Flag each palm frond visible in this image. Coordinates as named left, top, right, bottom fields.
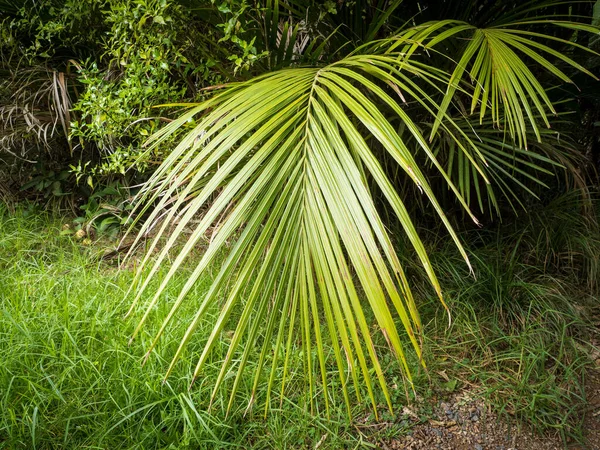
left=126, top=18, right=597, bottom=417
left=429, top=114, right=587, bottom=215
left=125, top=40, right=477, bottom=417
left=423, top=21, right=599, bottom=148
left=0, top=65, right=73, bottom=162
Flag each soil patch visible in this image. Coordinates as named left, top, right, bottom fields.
left=381, top=391, right=564, bottom=450
left=379, top=368, right=600, bottom=450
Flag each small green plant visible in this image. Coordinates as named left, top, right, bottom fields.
left=68, top=184, right=134, bottom=240
left=20, top=165, right=72, bottom=200
left=69, top=0, right=194, bottom=177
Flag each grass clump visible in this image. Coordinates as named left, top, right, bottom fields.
left=0, top=204, right=371, bottom=449
left=416, top=192, right=600, bottom=443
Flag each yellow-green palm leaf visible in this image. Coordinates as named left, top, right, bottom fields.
left=124, top=19, right=598, bottom=417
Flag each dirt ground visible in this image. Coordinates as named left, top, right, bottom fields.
left=377, top=368, right=600, bottom=450
left=573, top=368, right=600, bottom=450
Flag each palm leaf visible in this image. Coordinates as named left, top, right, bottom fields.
left=125, top=36, right=477, bottom=417
left=428, top=114, right=585, bottom=215
left=125, top=18, right=597, bottom=417
left=424, top=20, right=599, bottom=148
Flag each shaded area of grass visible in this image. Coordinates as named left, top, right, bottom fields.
left=413, top=192, right=600, bottom=443
left=0, top=193, right=598, bottom=448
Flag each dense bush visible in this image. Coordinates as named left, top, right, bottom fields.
left=3, top=0, right=597, bottom=203
left=0, top=0, right=261, bottom=196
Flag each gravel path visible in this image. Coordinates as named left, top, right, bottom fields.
left=381, top=392, right=564, bottom=450
left=376, top=366, right=600, bottom=450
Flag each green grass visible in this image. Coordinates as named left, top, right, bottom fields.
left=0, top=194, right=598, bottom=448
left=412, top=192, right=600, bottom=443
left=0, top=204, right=376, bottom=449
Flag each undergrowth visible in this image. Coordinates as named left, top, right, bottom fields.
left=0, top=204, right=369, bottom=449
left=0, top=192, right=598, bottom=448
left=414, top=191, right=600, bottom=444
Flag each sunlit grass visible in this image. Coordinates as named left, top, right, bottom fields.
left=0, top=195, right=597, bottom=448
left=0, top=204, right=370, bottom=449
